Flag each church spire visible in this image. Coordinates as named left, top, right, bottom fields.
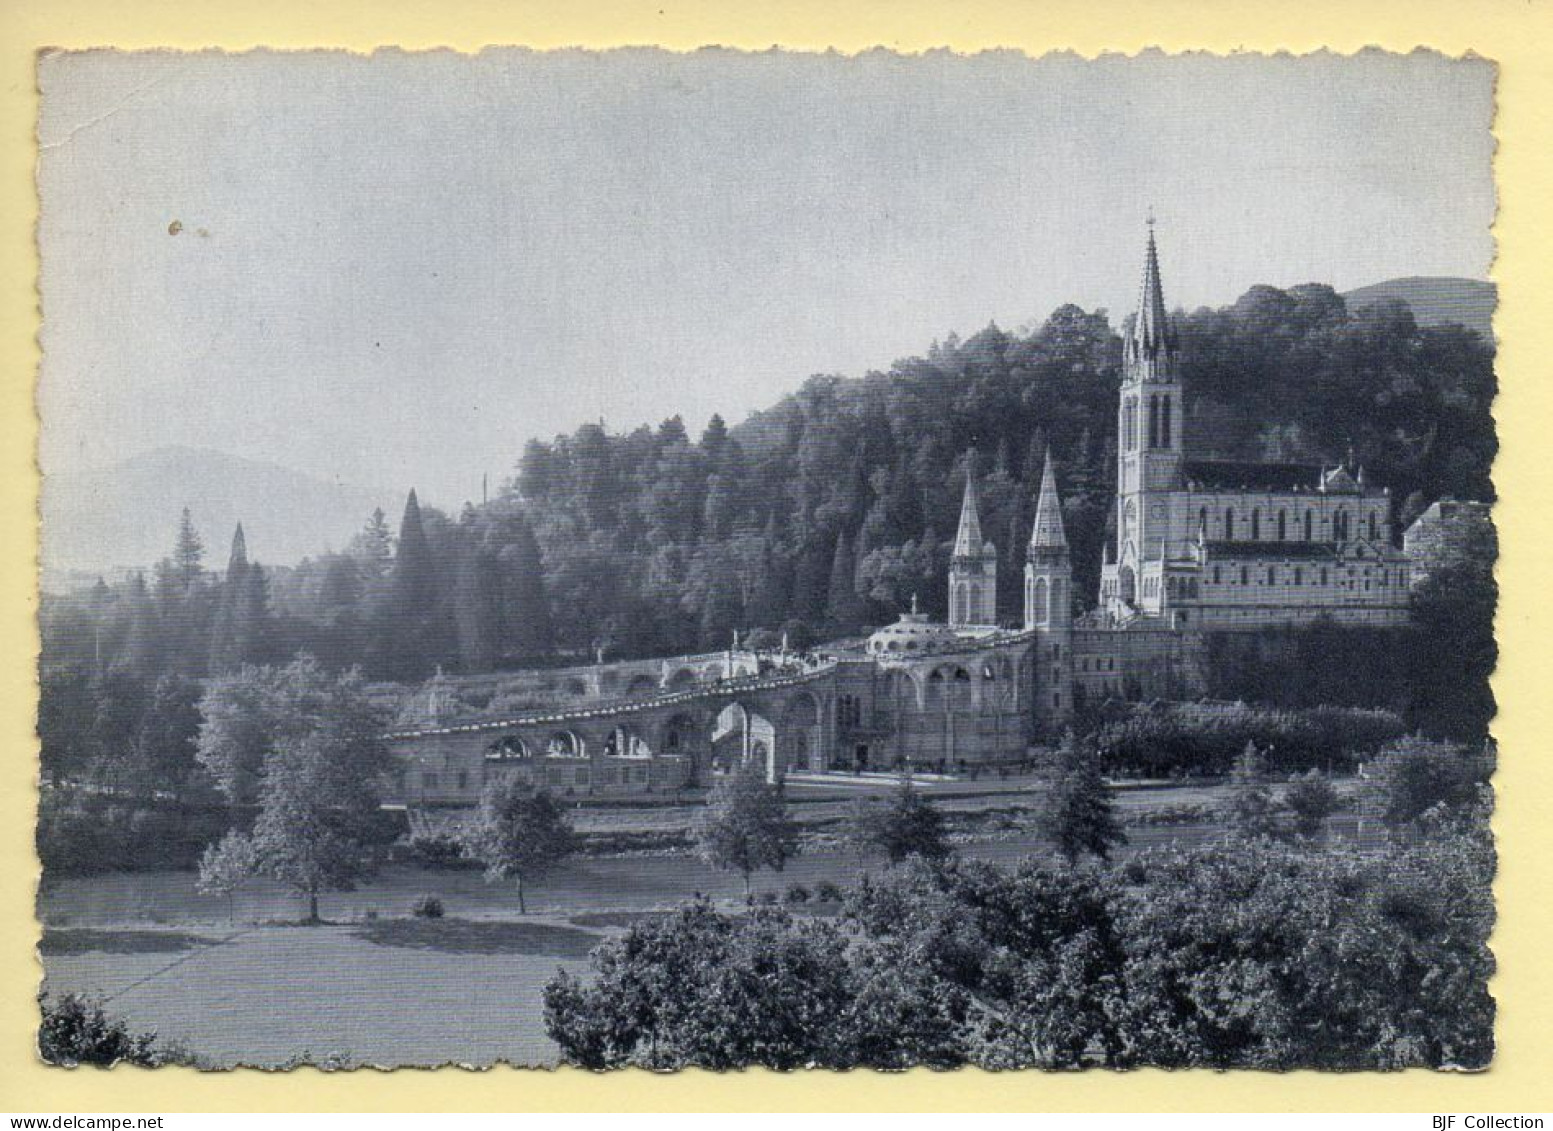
left=953, top=453, right=986, bottom=559
left=1028, top=448, right=1068, bottom=554
left=1129, top=217, right=1174, bottom=362
left=227, top=523, right=248, bottom=572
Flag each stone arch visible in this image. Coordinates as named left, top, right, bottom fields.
left=949, top=666, right=974, bottom=711
left=926, top=668, right=947, bottom=710
left=711, top=702, right=776, bottom=779
left=545, top=730, right=584, bottom=757
left=667, top=667, right=698, bottom=690
left=780, top=691, right=824, bottom=774
left=603, top=724, right=652, bottom=759
left=485, top=734, right=531, bottom=761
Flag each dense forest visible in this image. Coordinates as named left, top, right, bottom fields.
left=38, top=283, right=1496, bottom=768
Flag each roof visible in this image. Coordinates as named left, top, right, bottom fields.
left=952, top=460, right=994, bottom=559
left=1127, top=225, right=1175, bottom=360
left=1028, top=448, right=1068, bottom=553
left=1183, top=460, right=1325, bottom=494
left=1204, top=540, right=1341, bottom=560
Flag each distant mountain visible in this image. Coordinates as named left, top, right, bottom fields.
left=41, top=446, right=389, bottom=583
left=1342, top=276, right=1495, bottom=341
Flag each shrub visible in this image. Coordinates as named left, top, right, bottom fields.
left=38, top=993, right=164, bottom=1067
left=1092, top=702, right=1407, bottom=778
left=784, top=883, right=811, bottom=904
left=403, top=833, right=471, bottom=869
left=812, top=880, right=843, bottom=903
left=751, top=890, right=780, bottom=907
left=411, top=895, right=445, bottom=919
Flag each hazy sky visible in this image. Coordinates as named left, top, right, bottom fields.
left=38, top=48, right=1495, bottom=510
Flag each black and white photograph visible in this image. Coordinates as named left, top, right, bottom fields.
left=33, top=47, right=1498, bottom=1071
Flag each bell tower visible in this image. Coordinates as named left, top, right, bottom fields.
left=1025, top=448, right=1073, bottom=726
left=948, top=453, right=998, bottom=627
left=1114, top=217, right=1183, bottom=604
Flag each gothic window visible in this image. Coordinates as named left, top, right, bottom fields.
left=1368, top=513, right=1379, bottom=541
left=1278, top=510, right=1287, bottom=540
left=1266, top=566, right=1275, bottom=585
left=1147, top=397, right=1159, bottom=448
left=1224, top=507, right=1235, bottom=539
left=1198, top=506, right=1208, bottom=534
left=1294, top=567, right=1303, bottom=585
left=1213, top=565, right=1222, bottom=584
left=1124, top=401, right=1137, bottom=451
left=1240, top=566, right=1249, bottom=585
left=1321, top=567, right=1329, bottom=585
left=1335, top=509, right=1350, bottom=541
left=1033, top=577, right=1049, bottom=625
left=1304, top=510, right=1314, bottom=540
left=1252, top=509, right=1261, bottom=540
left=968, top=584, right=981, bottom=620
left=1161, top=397, right=1172, bottom=447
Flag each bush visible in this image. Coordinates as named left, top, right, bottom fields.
left=36, top=788, right=235, bottom=878
left=402, top=833, right=472, bottom=869
left=1092, top=702, right=1407, bottom=778
left=411, top=895, right=445, bottom=919
left=38, top=992, right=165, bottom=1067
left=783, top=883, right=811, bottom=904
left=751, top=890, right=780, bottom=907
left=812, top=880, right=842, bottom=903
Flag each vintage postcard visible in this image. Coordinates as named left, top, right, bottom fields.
left=33, top=47, right=1497, bottom=1072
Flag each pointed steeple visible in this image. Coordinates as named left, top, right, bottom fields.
left=1028, top=448, right=1069, bottom=554
left=953, top=454, right=986, bottom=559
left=227, top=523, right=248, bottom=572
left=1129, top=217, right=1174, bottom=362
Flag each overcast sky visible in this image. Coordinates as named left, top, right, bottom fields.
left=38, top=48, right=1495, bottom=509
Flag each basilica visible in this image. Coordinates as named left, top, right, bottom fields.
left=385, top=224, right=1418, bottom=804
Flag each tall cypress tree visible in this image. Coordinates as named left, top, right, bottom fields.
left=208, top=525, right=249, bottom=674
left=825, top=529, right=867, bottom=635
left=499, top=510, right=553, bottom=662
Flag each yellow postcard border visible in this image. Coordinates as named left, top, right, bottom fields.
left=2, top=0, right=1550, bottom=1113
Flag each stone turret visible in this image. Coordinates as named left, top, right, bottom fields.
left=1024, top=448, right=1074, bottom=729
left=948, top=453, right=998, bottom=627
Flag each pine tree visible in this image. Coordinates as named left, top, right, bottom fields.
left=208, top=525, right=250, bottom=674
left=700, top=413, right=729, bottom=462
left=173, top=507, right=204, bottom=589
left=825, top=529, right=867, bottom=634
left=119, top=572, right=160, bottom=677
left=1038, top=734, right=1127, bottom=864
left=350, top=508, right=395, bottom=580
left=499, top=511, right=552, bottom=661
left=1227, top=741, right=1284, bottom=840
left=374, top=488, right=448, bottom=681
left=453, top=539, right=503, bottom=671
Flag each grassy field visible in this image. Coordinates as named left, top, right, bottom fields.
left=34, top=776, right=1363, bottom=1067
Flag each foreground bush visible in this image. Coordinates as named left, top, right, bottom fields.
left=544, top=824, right=1493, bottom=1071
left=38, top=993, right=173, bottom=1067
